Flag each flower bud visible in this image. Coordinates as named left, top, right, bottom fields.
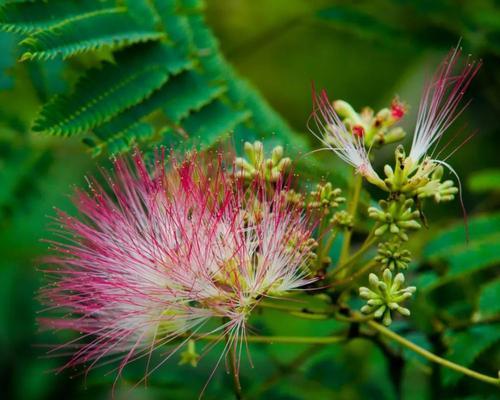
left=369, top=197, right=421, bottom=241
left=375, top=240, right=411, bottom=270
left=359, top=268, right=415, bottom=326
left=236, top=141, right=292, bottom=182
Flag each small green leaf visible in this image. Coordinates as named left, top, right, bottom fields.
left=478, top=279, right=500, bottom=319
left=468, top=169, right=500, bottom=193
left=443, top=325, right=500, bottom=386
left=0, top=0, right=112, bottom=34
left=33, top=44, right=192, bottom=136
left=19, top=9, right=164, bottom=61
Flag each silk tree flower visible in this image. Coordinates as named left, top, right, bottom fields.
left=39, top=150, right=316, bottom=385
left=408, top=46, right=481, bottom=171
left=310, top=88, right=388, bottom=190
left=382, top=47, right=481, bottom=203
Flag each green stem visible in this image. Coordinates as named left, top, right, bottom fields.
left=196, top=333, right=345, bottom=345
left=229, top=344, right=243, bottom=399
left=331, top=260, right=377, bottom=287
left=367, top=320, right=500, bottom=387
left=315, top=212, right=329, bottom=270
left=338, top=173, right=363, bottom=267
left=259, top=301, right=331, bottom=316
left=321, top=231, right=337, bottom=261
left=328, top=230, right=377, bottom=279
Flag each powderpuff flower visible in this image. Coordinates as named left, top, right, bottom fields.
left=409, top=46, right=481, bottom=168
left=39, top=150, right=316, bottom=387
left=310, top=88, right=387, bottom=189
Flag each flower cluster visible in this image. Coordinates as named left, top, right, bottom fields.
left=40, top=150, right=315, bottom=380
left=235, top=140, right=291, bottom=182
left=333, top=97, right=407, bottom=147
left=310, top=46, right=480, bottom=325
left=359, top=269, right=416, bottom=326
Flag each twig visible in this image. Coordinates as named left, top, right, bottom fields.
left=366, top=319, right=500, bottom=386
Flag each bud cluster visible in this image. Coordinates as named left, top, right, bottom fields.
left=375, top=240, right=411, bottom=271
left=333, top=98, right=407, bottom=147
left=235, top=141, right=291, bottom=182
left=368, top=196, right=421, bottom=241
left=359, top=269, right=416, bottom=326
left=383, top=145, right=458, bottom=203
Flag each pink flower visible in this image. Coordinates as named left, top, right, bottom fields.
left=39, top=149, right=315, bottom=386
left=310, top=87, right=386, bottom=189
left=409, top=46, right=481, bottom=165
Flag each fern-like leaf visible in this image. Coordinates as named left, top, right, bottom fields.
left=443, top=325, right=500, bottom=385
left=0, top=0, right=112, bottom=34
left=19, top=9, right=164, bottom=61
left=90, top=71, right=226, bottom=154
left=34, top=44, right=193, bottom=136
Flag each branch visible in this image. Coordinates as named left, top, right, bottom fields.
left=366, top=320, right=500, bottom=387
left=195, top=333, right=346, bottom=345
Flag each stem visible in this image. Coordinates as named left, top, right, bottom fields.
left=259, top=301, right=332, bottom=316
left=321, top=231, right=337, bottom=261
left=195, top=333, right=345, bottom=345
left=328, top=231, right=377, bottom=279
left=229, top=345, right=243, bottom=400
left=330, top=260, right=377, bottom=287
left=338, top=173, right=363, bottom=267
left=315, top=212, right=329, bottom=270
left=367, top=320, right=500, bottom=387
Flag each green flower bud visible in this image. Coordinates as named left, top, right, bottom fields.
left=281, top=189, right=304, bottom=207
left=416, top=166, right=458, bottom=203
left=179, top=340, right=200, bottom=367
left=331, top=210, right=353, bottom=230
left=383, top=127, right=406, bottom=144
left=236, top=141, right=291, bottom=182
left=308, top=183, right=345, bottom=211
left=375, top=240, right=411, bottom=270
left=359, top=269, right=416, bottom=326
left=333, top=100, right=360, bottom=122
left=330, top=98, right=406, bottom=148
left=368, top=197, right=421, bottom=241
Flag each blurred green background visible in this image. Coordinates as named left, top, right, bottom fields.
left=0, top=0, right=499, bottom=399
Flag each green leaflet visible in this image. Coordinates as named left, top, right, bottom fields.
left=89, top=71, right=226, bottom=154
left=468, top=169, right=500, bottom=193
left=420, top=214, right=500, bottom=289
left=478, top=279, right=500, bottom=319
left=161, top=71, right=227, bottom=122
left=419, top=213, right=500, bottom=289
left=443, top=325, right=500, bottom=386
left=0, top=30, right=16, bottom=89
left=2, top=0, right=306, bottom=156
left=33, top=44, right=192, bottom=136
left=0, top=0, right=113, bottom=34
left=161, top=101, right=251, bottom=152
left=103, top=122, right=156, bottom=156
left=19, top=10, right=164, bottom=61
left=179, top=100, right=252, bottom=143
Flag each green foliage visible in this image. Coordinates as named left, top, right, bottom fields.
left=478, top=279, right=500, bottom=319
left=1, top=0, right=305, bottom=155
left=0, top=0, right=114, bottom=34
left=19, top=10, right=165, bottom=61
left=0, top=136, right=53, bottom=224
left=0, top=30, right=16, bottom=89
left=468, top=169, right=500, bottom=193
left=33, top=44, right=192, bottom=136
left=419, top=213, right=500, bottom=289
left=443, top=325, right=500, bottom=386
left=316, top=0, right=500, bottom=56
